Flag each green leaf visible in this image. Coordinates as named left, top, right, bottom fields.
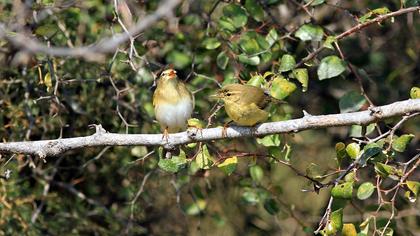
left=247, top=74, right=265, bottom=87
left=244, top=0, right=264, bottom=22
left=35, top=24, right=58, bottom=37
left=324, top=208, right=343, bottom=234
left=410, top=87, right=420, bottom=98
left=294, top=24, right=324, bottom=42
left=223, top=4, right=248, bottom=28
left=291, top=68, right=308, bottom=92
left=344, top=172, right=355, bottom=183
left=158, top=150, right=187, bottom=173
left=239, top=34, right=260, bottom=54
left=263, top=198, right=280, bottom=215
left=359, top=7, right=391, bottom=23
left=255, top=34, right=270, bottom=50
left=242, top=190, right=259, bottom=204
left=349, top=124, right=375, bottom=138
left=345, top=143, right=360, bottom=159
left=279, top=54, right=296, bottom=72
left=187, top=118, right=205, bottom=129
left=184, top=199, right=206, bottom=215
left=358, top=144, right=382, bottom=166
left=188, top=161, right=200, bottom=175
left=266, top=28, right=278, bottom=46
left=167, top=50, right=191, bottom=69
left=405, top=181, right=419, bottom=202
left=342, top=223, right=357, bottom=236
left=359, top=216, right=372, bottom=235
left=238, top=54, right=260, bottom=65
left=357, top=182, right=375, bottom=200
left=196, top=145, right=213, bottom=169
left=256, top=134, right=281, bottom=147
left=335, top=142, right=347, bottom=165
left=323, top=36, right=337, bottom=49
left=203, top=38, right=221, bottom=50
left=250, top=165, right=264, bottom=183
left=392, top=134, right=414, bottom=152
left=304, top=0, right=325, bottom=6
left=260, top=51, right=272, bottom=63
left=270, top=76, right=297, bottom=99
left=374, top=163, right=395, bottom=178
left=158, top=159, right=179, bottom=173
left=331, top=182, right=353, bottom=199
left=317, top=56, right=346, bottom=80
left=218, top=16, right=237, bottom=32
left=339, top=91, right=366, bottom=113
left=217, top=156, right=238, bottom=175
left=217, top=51, right=229, bottom=69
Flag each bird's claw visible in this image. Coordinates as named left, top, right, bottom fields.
left=162, top=128, right=169, bottom=143
left=222, top=124, right=229, bottom=138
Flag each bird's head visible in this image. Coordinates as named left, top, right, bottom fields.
left=160, top=69, right=178, bottom=82
left=211, top=84, right=243, bottom=103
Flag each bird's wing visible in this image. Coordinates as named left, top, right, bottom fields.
left=239, top=85, right=267, bottom=108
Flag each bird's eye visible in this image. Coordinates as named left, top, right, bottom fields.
left=226, top=92, right=231, bottom=96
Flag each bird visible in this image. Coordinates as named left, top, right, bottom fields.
left=212, top=83, right=282, bottom=126
left=153, top=69, right=194, bottom=140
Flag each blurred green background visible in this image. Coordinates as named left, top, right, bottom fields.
left=0, top=0, right=419, bottom=235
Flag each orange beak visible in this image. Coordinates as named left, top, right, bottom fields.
left=168, top=69, right=176, bottom=79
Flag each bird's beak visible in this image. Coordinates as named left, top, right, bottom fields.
left=209, top=93, right=221, bottom=99
left=168, top=70, right=176, bottom=79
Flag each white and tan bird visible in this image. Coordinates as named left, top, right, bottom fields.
left=153, top=69, right=194, bottom=139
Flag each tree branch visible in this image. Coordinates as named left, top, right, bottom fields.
left=0, top=0, right=181, bottom=61
left=0, top=99, right=419, bottom=157
left=296, top=6, right=420, bottom=67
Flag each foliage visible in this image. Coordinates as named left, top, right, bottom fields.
left=0, top=0, right=419, bottom=235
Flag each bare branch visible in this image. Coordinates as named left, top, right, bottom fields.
left=0, top=0, right=182, bottom=60
left=0, top=99, right=419, bottom=157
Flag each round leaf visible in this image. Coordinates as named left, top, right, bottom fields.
left=345, top=143, right=360, bottom=159
left=292, top=68, right=308, bottom=92
left=410, top=87, right=420, bottom=99
left=250, top=165, right=264, bottom=183
left=269, top=76, right=297, bottom=99
left=256, top=134, right=281, bottom=147
left=342, top=223, right=357, bottom=236
left=244, top=0, right=264, bottom=22
left=217, top=156, right=238, bottom=175
left=392, top=134, right=414, bottom=152
left=203, top=38, right=221, bottom=50
left=223, top=4, right=248, bottom=28
left=238, top=54, right=260, bottom=65
left=247, top=74, right=265, bottom=87
left=294, top=24, right=324, bottom=42
left=357, top=182, right=375, bottom=200
left=331, top=182, right=353, bottom=199
left=279, top=54, right=296, bottom=72
left=317, top=56, right=346, bottom=80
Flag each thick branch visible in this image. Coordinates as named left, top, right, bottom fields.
left=0, top=0, right=181, bottom=60
left=0, top=99, right=419, bottom=157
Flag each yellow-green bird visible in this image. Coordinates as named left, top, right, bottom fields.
left=153, top=69, right=194, bottom=138
left=212, top=84, right=281, bottom=126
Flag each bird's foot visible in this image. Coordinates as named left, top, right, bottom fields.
left=222, top=123, right=230, bottom=138
left=162, top=128, right=169, bottom=143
